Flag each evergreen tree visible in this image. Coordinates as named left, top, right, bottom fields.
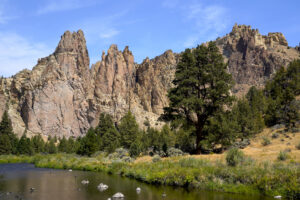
left=129, top=140, right=143, bottom=157
left=119, top=111, right=140, bottom=149
left=17, top=134, right=34, bottom=155
left=264, top=61, right=300, bottom=127
left=144, top=127, right=161, bottom=151
left=101, top=128, right=120, bottom=153
left=161, top=42, right=234, bottom=153
left=58, top=136, right=68, bottom=153
left=31, top=134, right=45, bottom=153
left=47, top=139, right=57, bottom=154
left=0, top=111, right=14, bottom=135
left=95, top=113, right=121, bottom=152
left=175, top=127, right=195, bottom=153
left=77, top=128, right=98, bottom=156
left=96, top=113, right=116, bottom=135
left=0, top=134, right=12, bottom=155
left=159, top=124, right=175, bottom=151
left=202, top=111, right=239, bottom=151
left=0, top=111, right=18, bottom=154
left=66, top=137, right=79, bottom=153
left=232, top=98, right=264, bottom=137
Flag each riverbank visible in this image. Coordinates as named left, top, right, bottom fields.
left=0, top=153, right=299, bottom=199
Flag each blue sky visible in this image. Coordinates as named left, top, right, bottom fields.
left=0, top=0, right=299, bottom=77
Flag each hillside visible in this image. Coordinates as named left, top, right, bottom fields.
left=0, top=24, right=299, bottom=138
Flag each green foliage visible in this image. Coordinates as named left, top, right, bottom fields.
left=96, top=113, right=120, bottom=153
left=261, top=136, right=271, bottom=146
left=175, top=127, right=195, bottom=153
left=152, top=155, right=161, bottom=163
left=232, top=98, right=264, bottom=137
left=58, top=136, right=68, bottom=153
left=277, top=151, right=288, bottom=161
left=143, top=127, right=161, bottom=151
left=119, top=111, right=140, bottom=149
left=66, top=137, right=79, bottom=153
left=129, top=140, right=143, bottom=157
left=101, top=128, right=121, bottom=153
left=161, top=42, right=234, bottom=153
left=1, top=154, right=299, bottom=199
left=159, top=124, right=176, bottom=151
left=46, top=138, right=57, bottom=154
left=0, top=111, right=14, bottom=135
left=264, top=60, right=300, bottom=128
left=226, top=148, right=245, bottom=166
left=0, top=111, right=18, bottom=154
left=17, top=134, right=34, bottom=155
left=31, top=134, right=45, bottom=153
left=77, top=128, right=98, bottom=156
left=0, top=134, right=12, bottom=155
left=202, top=111, right=239, bottom=151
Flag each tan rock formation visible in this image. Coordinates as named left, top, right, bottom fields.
left=0, top=24, right=299, bottom=137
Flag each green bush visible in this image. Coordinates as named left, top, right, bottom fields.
left=261, top=136, right=271, bottom=146
left=226, top=148, right=245, bottom=166
left=271, top=132, right=279, bottom=139
left=152, top=155, right=161, bottom=163
left=277, top=151, right=288, bottom=161
left=167, top=147, right=185, bottom=157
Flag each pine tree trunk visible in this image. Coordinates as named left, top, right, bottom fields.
left=195, top=124, right=204, bottom=154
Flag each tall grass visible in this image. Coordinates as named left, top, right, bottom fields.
left=0, top=154, right=299, bottom=199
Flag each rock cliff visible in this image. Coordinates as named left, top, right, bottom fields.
left=0, top=25, right=299, bottom=137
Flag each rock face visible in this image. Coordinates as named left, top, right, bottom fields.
left=0, top=25, right=299, bottom=137
left=216, top=24, right=300, bottom=95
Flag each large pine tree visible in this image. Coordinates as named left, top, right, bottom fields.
left=161, top=42, right=234, bottom=153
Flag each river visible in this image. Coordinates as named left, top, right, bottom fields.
left=0, top=163, right=272, bottom=200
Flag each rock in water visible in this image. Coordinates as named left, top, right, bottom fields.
left=274, top=196, right=282, bottom=199
left=81, top=180, right=89, bottom=185
left=97, top=183, right=108, bottom=191
left=136, top=187, right=141, bottom=193
left=112, top=192, right=124, bottom=199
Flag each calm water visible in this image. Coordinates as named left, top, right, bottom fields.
left=0, top=163, right=272, bottom=200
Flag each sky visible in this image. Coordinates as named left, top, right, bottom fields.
left=0, top=0, right=299, bottom=77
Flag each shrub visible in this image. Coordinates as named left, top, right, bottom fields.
left=152, top=155, right=161, bottom=163
left=108, top=148, right=129, bottom=160
left=121, top=156, right=134, bottom=163
left=296, top=142, right=300, bottom=150
left=271, top=132, right=279, bottom=139
left=129, top=141, right=143, bottom=157
left=226, top=148, right=245, bottom=166
left=277, top=151, right=288, bottom=161
left=261, top=136, right=271, bottom=146
left=167, top=147, right=184, bottom=157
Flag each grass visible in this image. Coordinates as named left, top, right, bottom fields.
left=0, top=128, right=299, bottom=199
left=0, top=153, right=299, bottom=199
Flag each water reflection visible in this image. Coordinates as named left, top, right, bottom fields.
left=0, top=163, right=272, bottom=200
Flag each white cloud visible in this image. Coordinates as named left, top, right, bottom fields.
left=37, top=0, right=99, bottom=15
left=76, top=11, right=128, bottom=44
left=0, top=32, right=51, bottom=77
left=162, top=1, right=229, bottom=48
left=183, top=3, right=229, bottom=47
